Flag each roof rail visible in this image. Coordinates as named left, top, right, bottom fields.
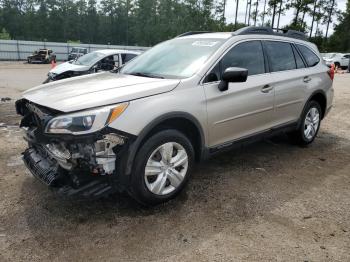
left=233, top=26, right=308, bottom=41
left=177, top=31, right=211, bottom=37
left=234, top=26, right=274, bottom=36
left=284, top=30, right=307, bottom=40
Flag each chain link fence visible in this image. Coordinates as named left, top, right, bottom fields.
left=0, top=40, right=148, bottom=61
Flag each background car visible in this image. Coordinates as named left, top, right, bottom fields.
left=44, top=49, right=140, bottom=83
left=67, top=47, right=88, bottom=61
left=27, top=49, right=56, bottom=64
left=323, top=53, right=350, bottom=69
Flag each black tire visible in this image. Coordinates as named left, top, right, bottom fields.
left=334, top=62, right=340, bottom=69
left=27, top=58, right=31, bottom=64
left=130, top=129, right=194, bottom=206
left=288, top=100, right=322, bottom=146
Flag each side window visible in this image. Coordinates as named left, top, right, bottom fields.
left=265, top=41, right=296, bottom=72
left=204, top=63, right=220, bottom=83
left=121, top=53, right=137, bottom=64
left=296, top=44, right=320, bottom=67
left=204, top=41, right=265, bottom=83
left=292, top=45, right=306, bottom=69
left=221, top=41, right=265, bottom=76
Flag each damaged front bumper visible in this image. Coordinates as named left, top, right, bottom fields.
left=16, top=99, right=134, bottom=198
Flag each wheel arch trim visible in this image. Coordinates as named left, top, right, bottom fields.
left=124, top=111, right=207, bottom=175
left=298, top=89, right=327, bottom=128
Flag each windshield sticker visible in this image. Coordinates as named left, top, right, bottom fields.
left=192, top=41, right=219, bottom=47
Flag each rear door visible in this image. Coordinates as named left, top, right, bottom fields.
left=263, top=40, right=307, bottom=126
left=203, top=40, right=275, bottom=147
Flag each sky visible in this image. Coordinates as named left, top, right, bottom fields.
left=224, top=0, right=347, bottom=36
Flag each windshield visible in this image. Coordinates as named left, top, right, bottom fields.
left=120, top=38, right=225, bottom=79
left=73, top=51, right=104, bottom=66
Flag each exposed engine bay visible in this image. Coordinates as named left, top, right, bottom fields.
left=16, top=99, right=131, bottom=198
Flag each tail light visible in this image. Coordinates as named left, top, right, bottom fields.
left=328, top=65, right=335, bottom=81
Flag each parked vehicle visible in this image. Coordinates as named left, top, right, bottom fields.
left=44, top=49, right=140, bottom=83
left=67, top=47, right=88, bottom=61
left=27, top=49, right=56, bottom=64
left=16, top=26, right=334, bottom=205
left=322, top=53, right=350, bottom=69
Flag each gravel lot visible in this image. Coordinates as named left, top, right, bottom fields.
left=0, top=62, right=350, bottom=261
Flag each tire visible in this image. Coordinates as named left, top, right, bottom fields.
left=27, top=58, right=31, bottom=64
left=288, top=100, right=322, bottom=146
left=130, top=129, right=194, bottom=206
left=334, top=62, right=340, bottom=69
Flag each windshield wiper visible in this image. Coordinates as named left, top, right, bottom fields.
left=129, top=72, right=164, bottom=79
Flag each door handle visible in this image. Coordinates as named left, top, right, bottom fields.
left=261, top=84, right=273, bottom=93
left=303, top=76, right=312, bottom=83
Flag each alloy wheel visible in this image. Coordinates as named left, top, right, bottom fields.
left=304, top=107, right=320, bottom=140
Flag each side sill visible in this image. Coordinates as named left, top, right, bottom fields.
left=208, top=121, right=298, bottom=155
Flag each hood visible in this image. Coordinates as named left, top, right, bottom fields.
left=50, top=61, right=89, bottom=75
left=22, top=72, right=180, bottom=112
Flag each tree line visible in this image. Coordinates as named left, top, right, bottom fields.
left=0, top=0, right=349, bottom=52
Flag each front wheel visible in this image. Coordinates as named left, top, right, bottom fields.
left=288, top=100, right=322, bottom=146
left=130, top=129, right=194, bottom=206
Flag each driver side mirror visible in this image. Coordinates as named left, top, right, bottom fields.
left=218, top=67, right=248, bottom=92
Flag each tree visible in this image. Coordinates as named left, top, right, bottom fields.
left=261, top=0, right=267, bottom=25
left=324, top=0, right=336, bottom=39
left=0, top=27, right=10, bottom=39
left=327, top=0, right=350, bottom=51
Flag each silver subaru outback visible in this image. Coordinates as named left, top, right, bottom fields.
left=16, top=27, right=334, bottom=205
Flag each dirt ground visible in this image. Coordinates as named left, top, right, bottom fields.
left=0, top=62, right=350, bottom=262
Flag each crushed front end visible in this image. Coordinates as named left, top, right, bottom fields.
left=16, top=99, right=133, bottom=198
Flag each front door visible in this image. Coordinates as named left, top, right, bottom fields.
left=203, top=40, right=275, bottom=147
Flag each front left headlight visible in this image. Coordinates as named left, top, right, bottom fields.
left=45, top=103, right=128, bottom=135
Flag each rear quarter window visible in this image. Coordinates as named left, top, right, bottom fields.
left=296, top=44, right=320, bottom=67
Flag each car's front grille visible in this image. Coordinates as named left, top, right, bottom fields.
left=23, top=147, right=60, bottom=186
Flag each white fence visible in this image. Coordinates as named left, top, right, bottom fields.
left=0, top=40, right=148, bottom=61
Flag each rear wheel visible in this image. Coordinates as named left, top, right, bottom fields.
left=130, top=129, right=194, bottom=206
left=288, top=100, right=321, bottom=145
left=27, top=58, right=31, bottom=64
